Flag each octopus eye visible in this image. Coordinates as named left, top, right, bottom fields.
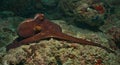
left=33, top=25, right=42, bottom=34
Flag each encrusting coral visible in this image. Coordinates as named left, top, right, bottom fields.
left=6, top=13, right=115, bottom=54
left=2, top=38, right=120, bottom=65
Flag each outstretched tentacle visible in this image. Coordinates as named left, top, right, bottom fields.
left=51, top=33, right=115, bottom=54
left=6, top=32, right=48, bottom=51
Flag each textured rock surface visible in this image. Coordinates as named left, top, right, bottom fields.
left=58, top=0, right=108, bottom=28
left=0, top=20, right=120, bottom=65
left=0, top=17, right=24, bottom=48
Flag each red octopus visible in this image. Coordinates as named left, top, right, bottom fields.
left=6, top=14, right=115, bottom=53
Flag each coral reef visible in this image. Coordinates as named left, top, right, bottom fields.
left=100, top=4, right=120, bottom=50
left=0, top=0, right=120, bottom=65
left=58, top=0, right=109, bottom=28
left=106, top=27, right=120, bottom=49
left=0, top=20, right=120, bottom=65
left=0, top=16, right=24, bottom=48
left=1, top=36, right=120, bottom=65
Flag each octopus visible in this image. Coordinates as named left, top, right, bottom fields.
left=6, top=14, right=115, bottom=53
